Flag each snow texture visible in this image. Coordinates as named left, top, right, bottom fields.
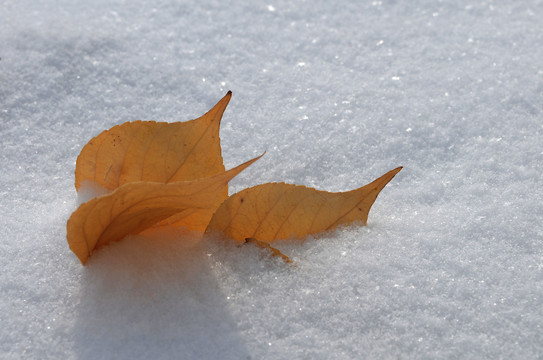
left=1, top=0, right=542, bottom=359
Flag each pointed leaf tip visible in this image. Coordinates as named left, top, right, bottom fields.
left=207, top=91, right=232, bottom=119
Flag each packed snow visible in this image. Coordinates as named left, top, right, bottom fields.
left=1, top=0, right=542, bottom=359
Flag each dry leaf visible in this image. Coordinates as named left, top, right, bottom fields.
left=205, top=167, right=402, bottom=244
left=68, top=91, right=402, bottom=265
left=67, top=156, right=260, bottom=265
left=75, top=92, right=231, bottom=192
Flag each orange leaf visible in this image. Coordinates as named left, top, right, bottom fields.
left=68, top=91, right=402, bottom=266
left=205, top=167, right=402, bottom=244
left=74, top=92, right=231, bottom=192
left=67, top=156, right=261, bottom=265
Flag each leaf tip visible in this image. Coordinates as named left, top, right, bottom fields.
left=222, top=90, right=232, bottom=104
left=374, top=166, right=403, bottom=190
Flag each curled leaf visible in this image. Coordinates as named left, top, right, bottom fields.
left=67, top=156, right=261, bottom=265
left=75, top=92, right=231, bottom=191
left=205, top=167, right=402, bottom=244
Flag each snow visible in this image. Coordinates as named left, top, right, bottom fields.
left=1, top=0, right=542, bottom=358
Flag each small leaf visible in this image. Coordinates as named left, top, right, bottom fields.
left=205, top=167, right=402, bottom=244
left=75, top=92, right=232, bottom=192
left=67, top=156, right=261, bottom=265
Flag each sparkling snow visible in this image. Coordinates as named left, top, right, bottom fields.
left=1, top=1, right=542, bottom=359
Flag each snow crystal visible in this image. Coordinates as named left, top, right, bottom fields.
left=1, top=0, right=542, bottom=359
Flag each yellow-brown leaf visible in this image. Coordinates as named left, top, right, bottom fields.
left=67, top=156, right=260, bottom=265
left=205, top=167, right=402, bottom=243
left=74, top=92, right=231, bottom=191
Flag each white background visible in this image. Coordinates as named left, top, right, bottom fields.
left=1, top=1, right=542, bottom=359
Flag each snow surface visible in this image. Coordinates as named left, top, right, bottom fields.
left=1, top=0, right=542, bottom=359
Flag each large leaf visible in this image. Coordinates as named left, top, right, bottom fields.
left=67, top=156, right=260, bottom=265
left=74, top=92, right=231, bottom=191
left=205, top=167, right=402, bottom=244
